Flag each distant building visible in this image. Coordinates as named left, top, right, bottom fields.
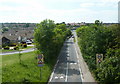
left=118, top=1, right=120, bottom=23
left=1, top=29, right=34, bottom=45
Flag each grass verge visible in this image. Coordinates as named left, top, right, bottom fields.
left=2, top=51, right=57, bottom=83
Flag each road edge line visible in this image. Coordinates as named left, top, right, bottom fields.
left=74, top=44, right=83, bottom=82
left=48, top=41, right=67, bottom=83
left=49, top=59, right=59, bottom=82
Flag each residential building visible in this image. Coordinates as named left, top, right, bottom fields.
left=1, top=29, right=34, bottom=45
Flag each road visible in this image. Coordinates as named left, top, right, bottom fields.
left=49, top=31, right=83, bottom=83
left=0, top=48, right=35, bottom=55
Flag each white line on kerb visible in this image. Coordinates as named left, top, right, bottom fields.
left=74, top=44, right=83, bottom=82
left=49, top=60, right=59, bottom=82
left=65, top=62, right=68, bottom=82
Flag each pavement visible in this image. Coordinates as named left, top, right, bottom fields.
left=0, top=44, right=35, bottom=55
left=73, top=30, right=96, bottom=83
left=48, top=30, right=97, bottom=83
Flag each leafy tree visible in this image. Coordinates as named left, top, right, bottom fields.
left=34, top=19, right=71, bottom=63
left=95, top=20, right=102, bottom=26
left=2, top=27, right=9, bottom=33
left=34, top=19, right=55, bottom=62
left=76, top=21, right=120, bottom=83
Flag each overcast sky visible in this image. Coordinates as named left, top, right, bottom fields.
left=0, top=0, right=119, bottom=23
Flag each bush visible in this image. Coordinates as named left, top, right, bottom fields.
left=4, top=46, right=9, bottom=50
left=10, top=43, right=17, bottom=46
left=0, top=45, right=2, bottom=49
left=76, top=21, right=120, bottom=83
left=22, top=44, right=27, bottom=48
left=14, top=46, right=19, bottom=50
left=96, top=49, right=120, bottom=83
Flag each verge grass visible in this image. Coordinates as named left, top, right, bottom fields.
left=2, top=51, right=56, bottom=83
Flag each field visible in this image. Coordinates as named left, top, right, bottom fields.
left=2, top=51, right=56, bottom=83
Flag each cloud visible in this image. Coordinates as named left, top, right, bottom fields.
left=0, top=0, right=119, bottom=23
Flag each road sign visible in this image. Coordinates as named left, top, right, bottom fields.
left=38, top=54, right=44, bottom=67
left=38, top=54, right=42, bottom=59
left=96, top=54, right=103, bottom=64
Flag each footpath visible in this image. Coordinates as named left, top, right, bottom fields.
left=75, top=35, right=97, bottom=83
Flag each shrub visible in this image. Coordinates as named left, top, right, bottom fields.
left=22, top=44, right=27, bottom=48
left=4, top=46, right=9, bottom=50
left=76, top=21, right=120, bottom=83
left=0, top=45, right=2, bottom=49
left=14, top=46, right=19, bottom=50
left=10, top=43, right=17, bottom=46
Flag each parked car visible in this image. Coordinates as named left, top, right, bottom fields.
left=26, top=40, right=32, bottom=45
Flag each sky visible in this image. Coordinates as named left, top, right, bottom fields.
left=0, top=0, right=119, bottom=23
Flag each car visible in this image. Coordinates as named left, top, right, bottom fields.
left=26, top=40, right=32, bottom=45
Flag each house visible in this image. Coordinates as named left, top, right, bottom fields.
left=2, top=37, right=10, bottom=46
left=1, top=29, right=34, bottom=45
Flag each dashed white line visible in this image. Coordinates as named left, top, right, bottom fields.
left=67, top=50, right=69, bottom=53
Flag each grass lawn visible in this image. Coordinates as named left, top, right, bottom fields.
left=1, top=49, right=17, bottom=53
left=2, top=51, right=57, bottom=83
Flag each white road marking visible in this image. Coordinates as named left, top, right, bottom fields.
left=67, top=50, right=69, bottom=53
left=74, top=63, right=77, bottom=65
left=70, top=63, right=73, bottom=65
left=60, top=76, right=64, bottom=79
left=67, top=47, right=69, bottom=51
left=49, top=60, right=59, bottom=82
left=74, top=44, right=83, bottom=82
left=54, top=76, right=59, bottom=79
left=70, top=63, right=77, bottom=65
left=65, top=62, right=68, bottom=82
left=49, top=71, right=54, bottom=81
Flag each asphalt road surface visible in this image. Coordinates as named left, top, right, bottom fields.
left=49, top=35, right=82, bottom=83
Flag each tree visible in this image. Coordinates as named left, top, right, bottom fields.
left=95, top=20, right=102, bottom=26
left=34, top=19, right=55, bottom=62
left=2, top=27, right=9, bottom=33
left=76, top=21, right=120, bottom=83
left=34, top=19, right=71, bottom=63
